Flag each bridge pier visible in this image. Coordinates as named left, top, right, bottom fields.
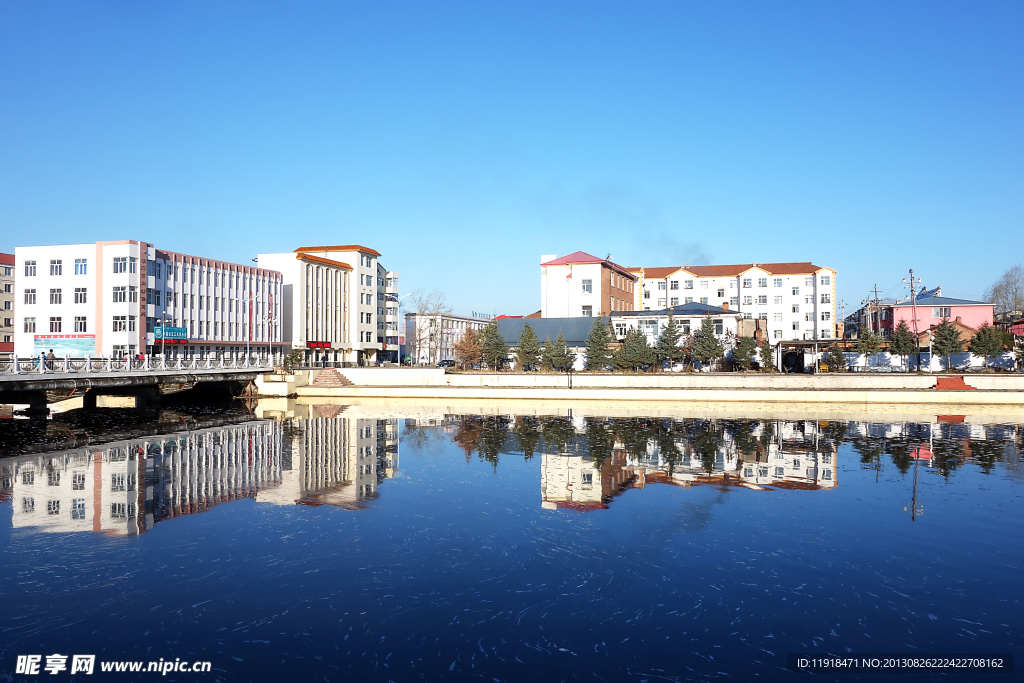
left=82, top=390, right=97, bottom=411
left=25, top=391, right=50, bottom=419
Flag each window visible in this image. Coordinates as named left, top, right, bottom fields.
left=154, top=262, right=162, bottom=279
left=821, top=312, right=831, bottom=321
left=129, top=257, right=138, bottom=274
left=774, top=278, right=782, bottom=287
left=742, top=278, right=752, bottom=288
left=129, top=316, right=137, bottom=332
left=113, top=257, right=127, bottom=273
left=805, top=277, right=814, bottom=287
left=581, top=279, right=592, bottom=294
left=670, top=280, right=679, bottom=290
left=821, top=329, right=832, bottom=339
left=153, top=290, right=161, bottom=306
left=743, top=312, right=752, bottom=319
left=24, top=289, right=36, bottom=304
left=113, top=316, right=127, bottom=332
left=49, top=288, right=61, bottom=304
left=680, top=320, right=691, bottom=334
left=643, top=290, right=650, bottom=299
left=713, top=319, right=723, bottom=335
left=820, top=294, right=831, bottom=304
left=670, top=297, right=678, bottom=306
left=758, top=295, right=767, bottom=305
left=932, top=307, right=951, bottom=318
left=758, top=278, right=768, bottom=287
left=24, top=317, right=36, bottom=333
left=743, top=296, right=752, bottom=305
left=805, top=295, right=814, bottom=304
left=700, top=280, right=708, bottom=289
left=774, top=296, right=782, bottom=304
left=657, top=281, right=666, bottom=290
left=774, top=313, right=783, bottom=321
left=821, top=275, right=831, bottom=285
left=729, top=296, right=738, bottom=306
left=71, top=498, right=86, bottom=520
left=684, top=297, right=693, bottom=304
left=684, top=280, right=693, bottom=289
left=24, top=260, right=36, bottom=276
left=582, top=305, right=592, bottom=317
left=49, top=317, right=61, bottom=332
left=657, top=298, right=666, bottom=307
left=805, top=313, right=814, bottom=321
left=792, top=304, right=800, bottom=313
left=717, top=288, right=725, bottom=297
left=49, top=259, right=62, bottom=275
left=74, top=287, right=87, bottom=304
left=112, top=286, right=126, bottom=303
left=774, top=329, right=782, bottom=339
left=74, top=258, right=87, bottom=275
left=792, top=287, right=799, bottom=295
left=74, top=316, right=87, bottom=332
left=129, top=286, right=138, bottom=303
left=792, top=321, right=799, bottom=330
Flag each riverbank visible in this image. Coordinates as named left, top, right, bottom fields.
left=254, top=368, right=1024, bottom=408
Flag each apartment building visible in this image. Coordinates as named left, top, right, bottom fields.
left=540, top=252, right=637, bottom=318
left=0, top=253, right=13, bottom=359
left=629, top=262, right=837, bottom=342
left=258, top=246, right=395, bottom=366
left=14, top=241, right=283, bottom=358
left=405, top=312, right=489, bottom=364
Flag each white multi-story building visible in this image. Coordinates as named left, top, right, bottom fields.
left=540, top=251, right=637, bottom=318
left=257, top=245, right=397, bottom=366
left=14, top=241, right=283, bottom=358
left=628, top=262, right=837, bottom=342
left=404, top=312, right=490, bottom=365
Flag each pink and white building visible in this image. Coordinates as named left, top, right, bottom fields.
left=14, top=240, right=283, bottom=358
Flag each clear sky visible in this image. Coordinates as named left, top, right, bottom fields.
left=1, top=1, right=1021, bottom=317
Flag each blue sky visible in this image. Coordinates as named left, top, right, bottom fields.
left=1, top=1, right=1021, bottom=316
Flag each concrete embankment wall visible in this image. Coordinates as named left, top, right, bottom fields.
left=254, top=368, right=1024, bottom=407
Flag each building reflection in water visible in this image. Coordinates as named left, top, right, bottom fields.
left=0, top=410, right=400, bottom=534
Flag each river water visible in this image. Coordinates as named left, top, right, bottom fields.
left=1, top=401, right=1021, bottom=681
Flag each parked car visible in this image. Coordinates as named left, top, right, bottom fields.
left=437, top=359, right=456, bottom=368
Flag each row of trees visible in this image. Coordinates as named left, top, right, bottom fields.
left=824, top=319, right=1012, bottom=371
left=451, top=315, right=774, bottom=372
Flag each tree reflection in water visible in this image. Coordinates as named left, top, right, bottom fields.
left=413, top=414, right=1022, bottom=510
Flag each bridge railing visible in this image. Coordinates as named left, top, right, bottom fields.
left=0, top=354, right=279, bottom=376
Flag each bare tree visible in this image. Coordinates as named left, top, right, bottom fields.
left=984, top=264, right=1024, bottom=317
left=409, top=288, right=453, bottom=365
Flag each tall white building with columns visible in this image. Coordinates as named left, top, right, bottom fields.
left=257, top=245, right=398, bottom=366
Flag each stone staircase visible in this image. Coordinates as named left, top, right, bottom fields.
left=311, top=368, right=355, bottom=387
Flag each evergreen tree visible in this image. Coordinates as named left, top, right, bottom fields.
left=853, top=327, right=882, bottom=369
left=546, top=331, right=575, bottom=372
left=584, top=318, right=613, bottom=371
left=480, top=320, right=508, bottom=371
left=516, top=323, right=541, bottom=371
left=732, top=335, right=758, bottom=371
left=932, top=318, right=963, bottom=371
left=889, top=320, right=917, bottom=371
left=654, top=314, right=686, bottom=369
left=968, top=322, right=1001, bottom=369
left=540, top=334, right=555, bottom=371
left=826, top=343, right=848, bottom=372
left=613, top=327, right=654, bottom=371
left=692, top=317, right=724, bottom=370
left=758, top=337, right=776, bottom=372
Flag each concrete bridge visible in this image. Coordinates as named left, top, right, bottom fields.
left=0, top=355, right=277, bottom=417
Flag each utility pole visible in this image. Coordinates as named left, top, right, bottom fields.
left=873, top=285, right=881, bottom=335
left=903, top=269, right=922, bottom=370
left=839, top=300, right=846, bottom=338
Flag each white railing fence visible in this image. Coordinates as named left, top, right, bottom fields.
left=0, top=353, right=281, bottom=375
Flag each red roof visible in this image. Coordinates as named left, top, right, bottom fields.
left=296, top=253, right=353, bottom=270
left=628, top=262, right=826, bottom=278
left=294, top=245, right=381, bottom=257
left=541, top=251, right=637, bottom=279
left=0, top=252, right=14, bottom=266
